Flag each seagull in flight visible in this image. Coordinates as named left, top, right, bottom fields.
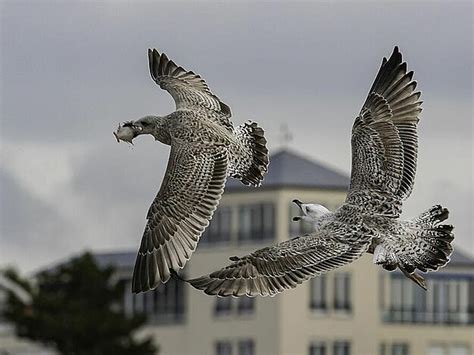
left=174, top=47, right=454, bottom=296
left=115, top=49, right=269, bottom=293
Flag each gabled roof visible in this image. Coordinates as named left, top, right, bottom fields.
left=94, top=251, right=136, bottom=270
left=226, top=149, right=350, bottom=191
left=449, top=248, right=474, bottom=266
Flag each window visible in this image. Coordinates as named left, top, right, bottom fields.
left=123, top=277, right=185, bottom=324
left=428, top=344, right=446, bottom=355
left=380, top=343, right=410, bottom=355
left=215, top=296, right=232, bottom=315
left=215, top=341, right=232, bottom=355
left=386, top=275, right=474, bottom=325
left=413, top=282, right=426, bottom=322
left=310, top=275, right=327, bottom=311
left=334, top=273, right=351, bottom=312
left=391, top=343, right=409, bottom=355
left=428, top=344, right=470, bottom=355
left=468, top=280, right=474, bottom=324
left=450, top=344, right=470, bottom=355
left=309, top=342, right=327, bottom=355
left=215, top=340, right=255, bottom=355
left=401, top=281, right=414, bottom=322
left=333, top=341, right=351, bottom=355
left=432, top=281, right=447, bottom=323
left=390, top=276, right=415, bottom=321
left=238, top=339, right=255, bottom=355
left=238, top=203, right=274, bottom=242
left=214, top=296, right=255, bottom=316
left=201, top=206, right=232, bottom=245
left=237, top=296, right=255, bottom=314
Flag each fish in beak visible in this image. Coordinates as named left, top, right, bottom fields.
left=113, top=122, right=137, bottom=144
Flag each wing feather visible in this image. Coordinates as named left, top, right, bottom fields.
left=148, top=49, right=233, bottom=130
left=347, top=47, right=423, bottom=216
left=132, top=140, right=228, bottom=293
left=183, top=230, right=371, bottom=297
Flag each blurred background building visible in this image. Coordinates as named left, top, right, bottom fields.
left=1, top=149, right=473, bottom=355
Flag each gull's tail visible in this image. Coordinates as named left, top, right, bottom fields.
left=231, top=121, right=269, bottom=186
left=374, top=205, right=454, bottom=290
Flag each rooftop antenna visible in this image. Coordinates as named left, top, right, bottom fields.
left=279, top=123, right=293, bottom=149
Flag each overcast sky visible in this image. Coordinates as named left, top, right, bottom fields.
left=1, top=1, right=472, bottom=272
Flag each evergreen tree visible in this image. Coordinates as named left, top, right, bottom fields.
left=2, top=252, right=157, bottom=355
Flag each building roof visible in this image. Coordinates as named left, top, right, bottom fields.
left=94, top=251, right=136, bottom=270
left=449, top=248, right=474, bottom=266
left=226, top=149, right=350, bottom=191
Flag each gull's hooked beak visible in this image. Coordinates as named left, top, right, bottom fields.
left=292, top=199, right=303, bottom=207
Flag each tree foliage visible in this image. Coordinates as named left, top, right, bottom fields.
left=2, top=252, right=157, bottom=355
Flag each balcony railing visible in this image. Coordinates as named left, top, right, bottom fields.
left=383, top=308, right=474, bottom=325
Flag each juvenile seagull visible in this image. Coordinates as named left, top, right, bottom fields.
left=175, top=47, right=454, bottom=296
left=115, top=49, right=268, bottom=293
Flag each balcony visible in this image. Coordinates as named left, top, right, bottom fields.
left=383, top=308, right=474, bottom=325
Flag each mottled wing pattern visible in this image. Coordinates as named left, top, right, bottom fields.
left=186, top=227, right=371, bottom=297
left=346, top=47, right=422, bottom=216
left=132, top=139, right=228, bottom=293
left=148, top=49, right=233, bottom=131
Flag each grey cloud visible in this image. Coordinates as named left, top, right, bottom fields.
left=67, top=139, right=170, bottom=249
left=1, top=1, right=472, bottom=143
left=0, top=169, right=71, bottom=271
left=70, top=139, right=169, bottom=209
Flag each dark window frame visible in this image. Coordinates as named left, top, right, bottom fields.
left=123, top=276, right=186, bottom=325
left=215, top=340, right=233, bottom=355
left=214, top=296, right=255, bottom=317
left=238, top=203, right=275, bottom=243
left=201, top=206, right=233, bottom=245
left=310, top=275, right=327, bottom=311
left=238, top=339, right=255, bottom=355
left=309, top=342, right=327, bottom=355
left=333, top=340, right=351, bottom=355
left=385, top=274, right=474, bottom=325
left=334, top=273, right=352, bottom=312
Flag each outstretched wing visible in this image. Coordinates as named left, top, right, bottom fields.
left=132, top=140, right=228, bottom=293
left=148, top=48, right=233, bottom=130
left=346, top=47, right=422, bottom=217
left=184, top=228, right=371, bottom=297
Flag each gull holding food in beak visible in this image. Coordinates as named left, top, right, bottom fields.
left=114, top=49, right=269, bottom=293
